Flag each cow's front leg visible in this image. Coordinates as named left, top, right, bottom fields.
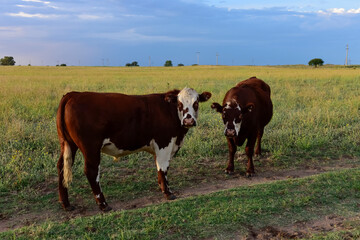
left=245, top=136, right=257, bottom=177
left=255, top=128, right=264, bottom=156
left=157, top=169, right=176, bottom=200
left=153, top=138, right=177, bottom=200
left=225, top=138, right=237, bottom=174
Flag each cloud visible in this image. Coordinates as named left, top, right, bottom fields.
left=18, top=0, right=59, bottom=10
left=77, top=14, right=103, bottom=20
left=93, top=28, right=199, bottom=43
left=6, top=11, right=62, bottom=19
left=16, top=5, right=36, bottom=8
left=21, top=0, right=50, bottom=4
left=0, top=26, right=24, bottom=38
left=318, top=8, right=360, bottom=15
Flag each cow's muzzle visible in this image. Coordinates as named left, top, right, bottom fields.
left=183, top=115, right=196, bottom=128
left=225, top=129, right=236, bottom=138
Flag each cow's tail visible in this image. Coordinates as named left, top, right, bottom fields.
left=57, top=93, right=75, bottom=188
left=62, top=141, right=73, bottom=188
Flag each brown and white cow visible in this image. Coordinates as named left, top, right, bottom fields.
left=56, top=88, right=211, bottom=211
left=211, top=77, right=272, bottom=176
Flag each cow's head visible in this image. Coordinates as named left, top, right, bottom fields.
left=165, top=87, right=211, bottom=128
left=211, top=99, right=254, bottom=138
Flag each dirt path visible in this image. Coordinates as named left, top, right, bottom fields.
left=243, top=214, right=360, bottom=240
left=1, top=162, right=358, bottom=235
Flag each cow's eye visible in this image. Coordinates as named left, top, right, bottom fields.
left=193, top=101, right=199, bottom=110
left=178, top=101, right=183, bottom=110
left=235, top=116, right=242, bottom=123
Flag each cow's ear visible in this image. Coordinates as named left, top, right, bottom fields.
left=165, top=89, right=180, bottom=103
left=199, top=91, right=212, bottom=102
left=211, top=102, right=223, bottom=113
left=243, top=103, right=254, bottom=113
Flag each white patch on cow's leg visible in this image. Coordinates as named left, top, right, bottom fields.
left=153, top=138, right=178, bottom=195
left=153, top=137, right=177, bottom=172
left=96, top=165, right=100, bottom=183
left=96, top=164, right=102, bottom=192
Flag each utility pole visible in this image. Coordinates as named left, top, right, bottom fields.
left=345, top=44, right=349, bottom=66
left=149, top=56, right=151, bottom=67
left=216, top=52, right=219, bottom=65
left=196, top=52, right=200, bottom=65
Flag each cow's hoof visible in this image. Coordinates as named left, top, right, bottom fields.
left=225, top=169, right=234, bottom=175
left=246, top=172, right=255, bottom=178
left=166, top=194, right=176, bottom=200
left=99, top=204, right=112, bottom=212
left=64, top=205, right=75, bottom=211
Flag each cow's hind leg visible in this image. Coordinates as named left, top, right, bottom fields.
left=255, top=128, right=264, bottom=156
left=57, top=141, right=77, bottom=211
left=83, top=150, right=112, bottom=212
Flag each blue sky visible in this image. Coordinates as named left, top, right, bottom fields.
left=1, top=0, right=359, bottom=66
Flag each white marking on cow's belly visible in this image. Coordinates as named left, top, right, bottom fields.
left=101, top=138, right=155, bottom=159
left=153, top=137, right=178, bottom=172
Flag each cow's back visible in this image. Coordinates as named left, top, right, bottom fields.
left=235, top=77, right=273, bottom=127
left=236, top=76, right=271, bottom=97
left=59, top=91, right=181, bottom=151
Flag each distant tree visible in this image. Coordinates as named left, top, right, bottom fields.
left=178, top=63, right=184, bottom=66
left=308, top=58, right=324, bottom=68
left=60, top=63, right=67, bottom=66
left=0, top=56, right=16, bottom=66
left=164, top=60, right=173, bottom=67
left=126, top=61, right=139, bottom=67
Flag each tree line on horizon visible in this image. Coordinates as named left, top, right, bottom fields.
left=1, top=56, right=331, bottom=67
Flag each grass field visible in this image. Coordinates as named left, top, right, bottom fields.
left=0, top=65, right=359, bottom=238
left=1, top=169, right=359, bottom=239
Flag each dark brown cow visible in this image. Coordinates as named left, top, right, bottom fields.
left=57, top=88, right=211, bottom=211
left=211, top=77, right=272, bottom=176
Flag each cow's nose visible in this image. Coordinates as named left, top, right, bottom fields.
left=225, top=129, right=236, bottom=137
left=183, top=117, right=196, bottom=127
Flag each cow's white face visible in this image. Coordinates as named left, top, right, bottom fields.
left=211, top=99, right=254, bottom=138
left=177, top=88, right=200, bottom=128
left=165, top=87, right=211, bottom=128
left=222, top=101, right=243, bottom=137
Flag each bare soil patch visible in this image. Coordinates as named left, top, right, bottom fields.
left=243, top=214, right=360, bottom=240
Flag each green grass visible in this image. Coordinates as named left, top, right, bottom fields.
left=1, top=65, right=360, bottom=235
left=1, top=168, right=359, bottom=239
